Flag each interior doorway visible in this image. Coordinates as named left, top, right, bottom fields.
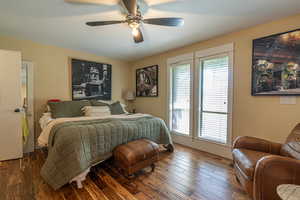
left=22, top=61, right=34, bottom=153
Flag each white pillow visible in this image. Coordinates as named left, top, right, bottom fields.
left=95, top=100, right=128, bottom=114
left=120, top=104, right=128, bottom=114
left=96, top=100, right=114, bottom=105
left=82, top=106, right=111, bottom=117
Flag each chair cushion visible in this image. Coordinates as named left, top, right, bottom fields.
left=232, top=148, right=272, bottom=179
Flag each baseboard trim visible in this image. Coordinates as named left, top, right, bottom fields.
left=172, top=134, right=232, bottom=159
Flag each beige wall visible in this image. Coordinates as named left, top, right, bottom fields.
left=0, top=35, right=131, bottom=140
left=130, top=13, right=300, bottom=144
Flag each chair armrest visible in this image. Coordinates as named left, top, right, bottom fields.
left=232, top=136, right=282, bottom=154
left=253, top=155, right=300, bottom=200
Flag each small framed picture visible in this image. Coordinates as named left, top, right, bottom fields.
left=136, top=65, right=159, bottom=97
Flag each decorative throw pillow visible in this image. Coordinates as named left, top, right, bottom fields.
left=48, top=100, right=91, bottom=118
left=90, top=100, right=109, bottom=106
left=82, top=106, right=111, bottom=117
left=109, top=101, right=125, bottom=115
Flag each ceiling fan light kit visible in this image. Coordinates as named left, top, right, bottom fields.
left=132, top=28, right=139, bottom=37
left=66, top=0, right=184, bottom=43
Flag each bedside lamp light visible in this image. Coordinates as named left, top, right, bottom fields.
left=125, top=91, right=135, bottom=101
left=124, top=91, right=136, bottom=113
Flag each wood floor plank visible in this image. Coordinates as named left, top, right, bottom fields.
left=97, top=169, right=138, bottom=200
left=83, top=177, right=110, bottom=200
left=6, top=159, right=23, bottom=200
left=134, top=192, right=153, bottom=200
left=20, top=155, right=35, bottom=200
left=71, top=184, right=94, bottom=200
left=102, top=163, right=139, bottom=195
left=102, top=187, right=125, bottom=200
left=0, top=161, right=9, bottom=200
left=60, top=185, right=79, bottom=200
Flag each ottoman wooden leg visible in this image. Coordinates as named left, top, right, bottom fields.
left=151, top=163, right=155, bottom=172
left=163, top=144, right=174, bottom=153
left=126, top=173, right=135, bottom=179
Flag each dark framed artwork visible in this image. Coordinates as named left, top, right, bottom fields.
left=136, top=65, right=159, bottom=97
left=71, top=58, right=112, bottom=100
left=252, top=29, right=300, bottom=96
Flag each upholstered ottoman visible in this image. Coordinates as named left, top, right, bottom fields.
left=113, top=139, right=159, bottom=177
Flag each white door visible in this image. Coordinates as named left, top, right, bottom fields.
left=0, top=49, right=23, bottom=161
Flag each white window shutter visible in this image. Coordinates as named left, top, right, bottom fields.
left=170, top=64, right=190, bottom=135
left=199, top=56, right=229, bottom=143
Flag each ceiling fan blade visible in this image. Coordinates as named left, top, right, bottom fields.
left=86, top=20, right=125, bottom=26
left=65, top=0, right=117, bottom=5
left=122, top=0, right=137, bottom=16
left=133, top=28, right=144, bottom=43
left=143, top=17, right=184, bottom=26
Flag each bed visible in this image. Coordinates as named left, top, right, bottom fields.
left=38, top=101, right=173, bottom=190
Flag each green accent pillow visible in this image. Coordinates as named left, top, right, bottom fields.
left=90, top=100, right=109, bottom=106
left=48, top=100, right=91, bottom=118
left=109, top=101, right=125, bottom=115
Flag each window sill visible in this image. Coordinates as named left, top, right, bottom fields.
left=171, top=134, right=232, bottom=159
left=171, top=131, right=191, bottom=137
left=196, top=136, right=231, bottom=148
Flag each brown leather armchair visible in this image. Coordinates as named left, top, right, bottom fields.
left=232, top=124, right=300, bottom=200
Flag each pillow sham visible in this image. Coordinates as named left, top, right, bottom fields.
left=91, top=100, right=128, bottom=114
left=90, top=100, right=109, bottom=106
left=82, top=106, right=111, bottom=117
left=48, top=100, right=91, bottom=118
left=109, top=101, right=125, bottom=115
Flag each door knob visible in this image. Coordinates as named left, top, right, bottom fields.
left=14, top=108, right=21, bottom=113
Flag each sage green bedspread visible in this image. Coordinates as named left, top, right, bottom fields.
left=41, top=116, right=173, bottom=190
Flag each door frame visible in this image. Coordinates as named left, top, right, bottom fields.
left=22, top=61, right=34, bottom=153
left=166, top=44, right=234, bottom=159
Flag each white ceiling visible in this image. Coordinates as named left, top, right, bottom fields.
left=0, top=0, right=300, bottom=61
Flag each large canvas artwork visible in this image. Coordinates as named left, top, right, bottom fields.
left=71, top=58, right=112, bottom=100
left=136, top=65, right=158, bottom=97
left=252, top=29, right=300, bottom=96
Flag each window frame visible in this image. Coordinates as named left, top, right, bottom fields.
left=195, top=53, right=233, bottom=145
left=195, top=44, right=234, bottom=146
left=166, top=44, right=234, bottom=146
left=167, top=53, right=194, bottom=137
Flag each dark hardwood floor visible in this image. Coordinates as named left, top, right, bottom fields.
left=0, top=144, right=251, bottom=200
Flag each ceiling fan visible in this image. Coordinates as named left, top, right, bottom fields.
left=65, top=0, right=184, bottom=43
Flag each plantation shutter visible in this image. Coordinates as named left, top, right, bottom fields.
left=170, top=64, right=191, bottom=135
left=199, top=56, right=229, bottom=143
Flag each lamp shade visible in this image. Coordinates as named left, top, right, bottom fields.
left=125, top=91, right=135, bottom=100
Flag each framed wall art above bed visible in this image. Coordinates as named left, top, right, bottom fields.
left=70, top=58, right=112, bottom=100
left=252, top=29, right=300, bottom=96
left=136, top=65, right=159, bottom=97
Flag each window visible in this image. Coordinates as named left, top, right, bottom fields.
left=169, top=62, right=191, bottom=135
left=198, top=56, right=229, bottom=143
left=168, top=44, right=233, bottom=145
